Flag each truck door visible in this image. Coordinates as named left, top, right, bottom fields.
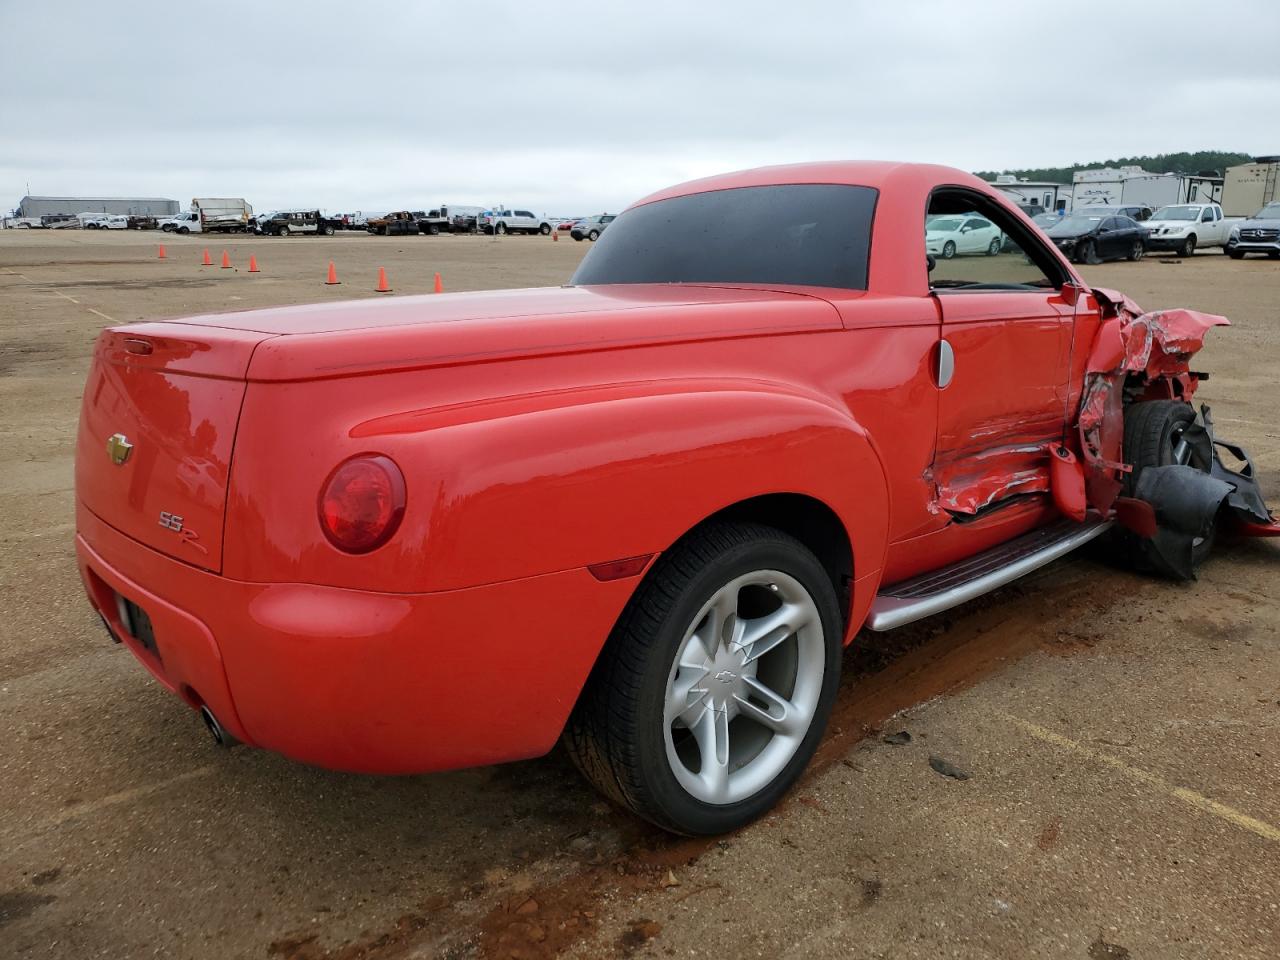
left=926, top=189, right=1085, bottom=517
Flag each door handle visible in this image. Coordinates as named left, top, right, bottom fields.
left=936, top=339, right=955, bottom=389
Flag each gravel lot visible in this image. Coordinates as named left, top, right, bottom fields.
left=1, top=229, right=1277, bottom=960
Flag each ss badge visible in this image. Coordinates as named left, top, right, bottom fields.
left=158, top=511, right=184, bottom=532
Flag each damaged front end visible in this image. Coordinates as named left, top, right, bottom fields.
left=1075, top=288, right=1280, bottom=578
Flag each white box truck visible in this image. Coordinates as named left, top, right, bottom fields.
left=160, top=199, right=253, bottom=234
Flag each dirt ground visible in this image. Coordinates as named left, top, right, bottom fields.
left=1, top=229, right=1277, bottom=960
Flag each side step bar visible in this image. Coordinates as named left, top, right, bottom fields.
left=865, top=517, right=1113, bottom=632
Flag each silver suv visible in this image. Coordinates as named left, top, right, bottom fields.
left=570, top=214, right=616, bottom=242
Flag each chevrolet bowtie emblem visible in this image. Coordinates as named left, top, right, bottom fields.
left=106, top=433, right=133, bottom=466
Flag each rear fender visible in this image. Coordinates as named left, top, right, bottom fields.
left=399, top=380, right=892, bottom=600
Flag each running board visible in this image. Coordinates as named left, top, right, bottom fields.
left=865, top=517, right=1113, bottom=632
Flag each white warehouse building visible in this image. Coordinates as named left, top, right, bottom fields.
left=16, top=196, right=181, bottom=218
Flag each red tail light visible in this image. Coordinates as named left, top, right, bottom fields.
left=318, top=455, right=406, bottom=553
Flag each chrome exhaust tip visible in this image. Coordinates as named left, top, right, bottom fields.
left=199, top=706, right=238, bottom=748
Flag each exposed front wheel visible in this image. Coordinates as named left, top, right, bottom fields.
left=1121, top=400, right=1216, bottom=577
left=564, top=522, right=841, bottom=835
left=322, top=225, right=335, bottom=236
left=1179, top=235, right=1197, bottom=258
left=1076, top=240, right=1098, bottom=265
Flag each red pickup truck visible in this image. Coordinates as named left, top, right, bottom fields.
left=74, top=162, right=1277, bottom=835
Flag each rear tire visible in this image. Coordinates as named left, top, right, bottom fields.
left=564, top=521, right=842, bottom=836
left=941, top=240, right=956, bottom=259
left=177, top=226, right=190, bottom=235
left=1121, top=400, right=1216, bottom=576
left=322, top=225, right=335, bottom=236
left=588, top=229, right=600, bottom=241
left=986, top=238, right=1001, bottom=256
left=540, top=223, right=552, bottom=235
left=1128, top=240, right=1144, bottom=261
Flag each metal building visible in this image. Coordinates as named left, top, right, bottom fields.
left=16, top=196, right=181, bottom=217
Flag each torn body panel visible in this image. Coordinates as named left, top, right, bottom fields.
left=1077, top=288, right=1228, bottom=513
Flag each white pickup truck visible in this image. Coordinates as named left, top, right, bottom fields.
left=1142, top=203, right=1238, bottom=257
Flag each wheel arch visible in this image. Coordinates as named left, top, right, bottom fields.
left=690, top=492, right=854, bottom=632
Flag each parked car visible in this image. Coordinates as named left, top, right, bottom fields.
left=258, top=210, right=340, bottom=237
left=1225, top=201, right=1280, bottom=260
left=1003, top=211, right=1062, bottom=252
left=924, top=213, right=1003, bottom=258
left=570, top=214, right=615, bottom=241
left=127, top=216, right=158, bottom=230
left=558, top=218, right=583, bottom=232
left=1045, top=213, right=1146, bottom=263
left=1143, top=203, right=1235, bottom=257
left=98, top=215, right=128, bottom=231
left=479, top=209, right=553, bottom=235
left=367, top=211, right=420, bottom=236
left=1073, top=203, right=1154, bottom=223
left=79, top=213, right=110, bottom=229
left=73, top=161, right=1278, bottom=836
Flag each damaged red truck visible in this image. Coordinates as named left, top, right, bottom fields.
left=74, top=162, right=1278, bottom=835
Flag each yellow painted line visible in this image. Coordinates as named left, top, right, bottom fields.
left=87, top=308, right=115, bottom=322
left=998, top=711, right=1280, bottom=844
left=53, top=290, right=80, bottom=304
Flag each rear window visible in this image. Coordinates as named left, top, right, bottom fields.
left=571, top=184, right=877, bottom=290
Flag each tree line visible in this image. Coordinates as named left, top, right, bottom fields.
left=975, top=151, right=1255, bottom=184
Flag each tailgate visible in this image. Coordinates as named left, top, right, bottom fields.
left=75, top=323, right=274, bottom=572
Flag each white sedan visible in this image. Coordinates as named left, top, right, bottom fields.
left=925, top=214, right=1004, bottom=258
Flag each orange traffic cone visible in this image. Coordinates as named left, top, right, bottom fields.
left=157, top=244, right=168, bottom=259
left=433, top=272, right=443, bottom=293
left=325, top=260, right=340, bottom=285
left=248, top=254, right=260, bottom=274
left=375, top=267, right=392, bottom=293
left=552, top=230, right=558, bottom=242
left=201, top=248, right=213, bottom=266
left=220, top=250, right=232, bottom=269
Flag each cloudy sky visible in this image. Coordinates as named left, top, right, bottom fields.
left=2, top=1, right=1278, bottom=216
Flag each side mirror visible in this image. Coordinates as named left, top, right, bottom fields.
left=1060, top=281, right=1082, bottom=306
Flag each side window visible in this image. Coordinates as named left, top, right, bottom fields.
left=516, top=210, right=534, bottom=218
left=925, top=192, right=1061, bottom=292
left=1201, top=208, right=1213, bottom=222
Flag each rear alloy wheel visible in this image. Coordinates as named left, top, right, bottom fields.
left=1179, top=234, right=1197, bottom=258
left=941, top=240, right=956, bottom=259
left=987, top=238, right=1001, bottom=256
left=1121, top=400, right=1216, bottom=577
left=1128, top=240, right=1144, bottom=261
left=564, top=522, right=841, bottom=835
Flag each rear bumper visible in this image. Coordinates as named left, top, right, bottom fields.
left=76, top=502, right=635, bottom=774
